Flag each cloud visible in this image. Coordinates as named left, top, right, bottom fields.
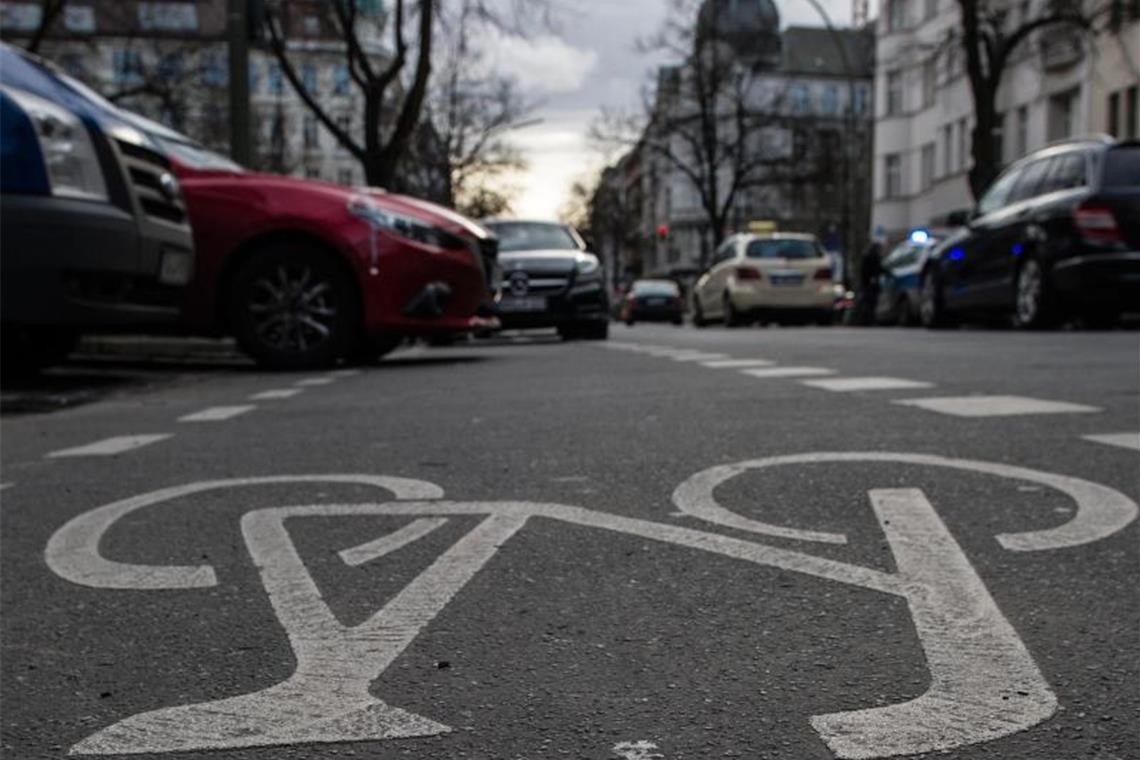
left=481, top=29, right=599, bottom=95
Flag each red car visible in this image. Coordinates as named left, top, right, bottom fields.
left=128, top=114, right=495, bottom=369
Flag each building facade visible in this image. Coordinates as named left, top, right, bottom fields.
left=599, top=0, right=874, bottom=283
left=0, top=0, right=387, bottom=184
left=870, top=0, right=1140, bottom=241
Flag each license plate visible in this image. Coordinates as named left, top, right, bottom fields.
left=645, top=297, right=668, bottom=306
left=498, top=296, right=547, bottom=313
left=158, top=247, right=194, bottom=285
left=770, top=274, right=804, bottom=286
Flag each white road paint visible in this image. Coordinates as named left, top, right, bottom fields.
left=50, top=455, right=1138, bottom=757
left=811, top=489, right=1057, bottom=759
left=46, top=435, right=171, bottom=459
left=45, top=475, right=446, bottom=590
left=701, top=358, right=775, bottom=369
left=673, top=452, right=1138, bottom=552
left=613, top=740, right=665, bottom=759
left=669, top=352, right=729, bottom=362
left=338, top=518, right=448, bottom=566
left=740, top=367, right=837, bottom=379
left=894, top=395, right=1099, bottom=417
left=250, top=389, right=303, bottom=401
left=802, top=377, right=934, bottom=392
left=330, top=369, right=362, bottom=377
left=0, top=483, right=12, bottom=491
left=1082, top=432, right=1140, bottom=452
left=71, top=509, right=527, bottom=755
left=295, top=377, right=336, bottom=387
left=178, top=406, right=256, bottom=423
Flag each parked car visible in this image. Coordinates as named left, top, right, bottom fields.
left=0, top=45, right=195, bottom=372
left=920, top=136, right=1140, bottom=329
left=480, top=219, right=609, bottom=340
left=121, top=113, right=496, bottom=368
left=620, top=279, right=685, bottom=325
left=876, top=229, right=946, bottom=326
left=692, top=233, right=835, bottom=326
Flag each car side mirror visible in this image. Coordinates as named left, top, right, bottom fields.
left=943, top=208, right=974, bottom=227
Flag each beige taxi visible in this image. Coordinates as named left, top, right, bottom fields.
left=692, top=233, right=837, bottom=326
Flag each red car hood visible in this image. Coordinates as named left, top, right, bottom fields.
left=173, top=165, right=492, bottom=241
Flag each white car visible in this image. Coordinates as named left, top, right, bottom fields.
left=692, top=233, right=836, bottom=326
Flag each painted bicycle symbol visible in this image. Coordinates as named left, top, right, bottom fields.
left=45, top=453, right=1137, bottom=758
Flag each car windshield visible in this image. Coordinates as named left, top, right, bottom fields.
left=632, top=281, right=679, bottom=296
left=486, top=222, right=580, bottom=252
left=152, top=135, right=244, bottom=172
left=746, top=239, right=821, bottom=259
left=1102, top=146, right=1140, bottom=188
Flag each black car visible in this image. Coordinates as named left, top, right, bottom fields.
left=481, top=219, right=609, bottom=340
left=920, top=136, right=1139, bottom=329
left=620, top=279, right=684, bottom=325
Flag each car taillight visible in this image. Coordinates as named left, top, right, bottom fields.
left=735, top=267, right=762, bottom=281
left=1074, top=203, right=1122, bottom=244
left=813, top=267, right=832, bottom=281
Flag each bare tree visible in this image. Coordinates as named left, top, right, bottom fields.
left=956, top=0, right=1107, bottom=199
left=264, top=0, right=546, bottom=191
left=26, top=0, right=67, bottom=53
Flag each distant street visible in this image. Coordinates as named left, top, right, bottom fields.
left=2, top=325, right=1138, bottom=759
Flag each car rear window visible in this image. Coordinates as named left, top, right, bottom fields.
left=632, top=281, right=679, bottom=296
left=1102, top=146, right=1140, bottom=188
left=746, top=239, right=821, bottom=259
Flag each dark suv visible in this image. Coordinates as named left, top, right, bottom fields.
left=920, top=137, right=1139, bottom=328
left=481, top=219, right=609, bottom=340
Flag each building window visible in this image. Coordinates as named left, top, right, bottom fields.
left=854, top=84, right=871, bottom=116
left=337, top=168, right=354, bottom=186
left=335, top=114, right=352, bottom=152
left=302, top=63, right=319, bottom=93
left=924, top=0, right=938, bottom=19
left=942, top=124, right=953, bottom=175
left=820, top=85, right=839, bottom=117
left=920, top=143, right=935, bottom=190
left=303, top=15, right=321, bottom=35
left=333, top=64, right=351, bottom=95
left=303, top=115, right=318, bottom=149
left=957, top=117, right=969, bottom=171
left=790, top=84, right=811, bottom=115
left=1108, top=92, right=1121, bottom=137
left=922, top=58, right=936, bottom=109
left=267, top=62, right=284, bottom=95
left=1015, top=105, right=1029, bottom=156
left=305, top=167, right=321, bottom=179
left=201, top=51, right=226, bottom=87
left=886, top=70, right=903, bottom=116
left=1047, top=87, right=1079, bottom=142
left=157, top=52, right=184, bottom=82
left=887, top=0, right=906, bottom=31
left=112, top=48, right=144, bottom=88
left=884, top=153, right=903, bottom=198
left=1127, top=85, right=1139, bottom=139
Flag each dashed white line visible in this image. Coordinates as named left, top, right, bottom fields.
left=802, top=376, right=935, bottom=392
left=669, top=352, right=729, bottom=362
left=1082, top=432, right=1140, bottom=451
left=895, top=395, right=1100, bottom=418
left=701, top=358, right=775, bottom=369
left=47, top=435, right=171, bottom=459
left=740, top=366, right=836, bottom=379
left=250, top=389, right=304, bottom=401
left=295, top=377, right=335, bottom=387
left=330, top=369, right=362, bottom=377
left=178, top=406, right=256, bottom=423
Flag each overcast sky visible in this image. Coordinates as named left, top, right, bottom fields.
left=482, top=0, right=853, bottom=220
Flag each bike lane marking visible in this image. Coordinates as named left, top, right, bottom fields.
left=802, top=377, right=934, bottom=392
left=740, top=367, right=836, bottom=379
left=249, top=389, right=304, bottom=401
left=178, top=406, right=256, bottom=423
left=894, top=396, right=1100, bottom=417
left=44, top=456, right=1139, bottom=758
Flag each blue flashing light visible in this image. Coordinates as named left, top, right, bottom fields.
left=909, top=228, right=930, bottom=245
left=1012, top=243, right=1024, bottom=257
left=948, top=247, right=965, bottom=262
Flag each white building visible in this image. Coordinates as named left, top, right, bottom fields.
left=871, top=0, right=1140, bottom=240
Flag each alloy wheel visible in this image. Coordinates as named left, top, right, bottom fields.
left=1016, top=260, right=1043, bottom=326
left=247, top=264, right=338, bottom=354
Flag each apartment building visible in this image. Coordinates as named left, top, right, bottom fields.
left=871, top=0, right=1140, bottom=241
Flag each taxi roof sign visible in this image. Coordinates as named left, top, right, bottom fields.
left=747, top=221, right=778, bottom=234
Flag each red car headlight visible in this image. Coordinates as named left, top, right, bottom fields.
left=347, top=195, right=467, bottom=251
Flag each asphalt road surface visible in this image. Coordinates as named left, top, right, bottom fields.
left=2, top=325, right=1138, bottom=760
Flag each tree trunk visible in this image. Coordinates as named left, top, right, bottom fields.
left=968, top=82, right=999, bottom=200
